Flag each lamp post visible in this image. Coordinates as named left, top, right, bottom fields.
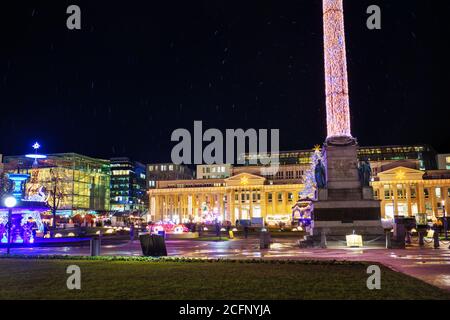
left=442, top=200, right=448, bottom=241
left=4, top=196, right=17, bottom=255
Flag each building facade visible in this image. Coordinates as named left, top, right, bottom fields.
left=240, top=144, right=437, bottom=174
left=146, top=163, right=193, bottom=189
left=148, top=172, right=303, bottom=225
left=2, top=153, right=111, bottom=216
left=110, top=157, right=146, bottom=213
left=196, top=164, right=231, bottom=179
left=148, top=145, right=446, bottom=225
left=371, top=166, right=450, bottom=220
left=437, top=154, right=450, bottom=170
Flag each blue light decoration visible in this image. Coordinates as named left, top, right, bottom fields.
left=25, top=141, right=47, bottom=167
left=0, top=143, right=49, bottom=245
left=7, top=173, right=30, bottom=201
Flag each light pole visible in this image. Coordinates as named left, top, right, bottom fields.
left=442, top=200, right=448, bottom=241
left=4, top=196, right=17, bottom=255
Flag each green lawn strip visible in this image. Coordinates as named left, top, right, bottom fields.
left=0, top=256, right=448, bottom=300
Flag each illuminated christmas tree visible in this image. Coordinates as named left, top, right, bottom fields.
left=299, top=145, right=324, bottom=201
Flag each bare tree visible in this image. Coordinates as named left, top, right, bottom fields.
left=47, top=168, right=66, bottom=230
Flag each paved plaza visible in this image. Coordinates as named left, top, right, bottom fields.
left=3, top=237, right=450, bottom=291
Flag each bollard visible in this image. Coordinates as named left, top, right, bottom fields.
left=320, top=230, right=327, bottom=249
left=259, top=231, right=271, bottom=249
left=433, top=229, right=440, bottom=249
left=90, top=237, right=101, bottom=256
left=385, top=230, right=392, bottom=249
left=405, top=231, right=411, bottom=244
left=418, top=231, right=425, bottom=246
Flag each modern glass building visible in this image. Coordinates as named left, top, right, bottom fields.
left=110, top=157, right=146, bottom=213
left=2, top=153, right=111, bottom=217
left=239, top=144, right=437, bottom=170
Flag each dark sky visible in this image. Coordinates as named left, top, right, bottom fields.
left=0, top=0, right=448, bottom=163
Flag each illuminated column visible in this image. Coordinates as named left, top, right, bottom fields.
left=249, top=189, right=253, bottom=219
left=260, top=190, right=266, bottom=222
left=431, top=186, right=437, bottom=217
left=418, top=184, right=426, bottom=213
left=406, top=184, right=412, bottom=216
left=282, top=191, right=287, bottom=214
left=393, top=184, right=398, bottom=216
left=323, top=0, right=352, bottom=139
left=228, top=191, right=235, bottom=223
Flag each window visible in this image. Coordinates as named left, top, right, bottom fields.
left=268, top=193, right=273, bottom=203
left=288, top=192, right=294, bottom=202
left=169, top=165, right=173, bottom=171
left=424, top=188, right=430, bottom=199
left=277, top=193, right=283, bottom=202
left=148, top=166, right=154, bottom=171
left=384, top=185, right=392, bottom=200
left=435, top=187, right=442, bottom=199
left=397, top=184, right=405, bottom=199
left=410, top=185, right=417, bottom=199
left=374, top=189, right=379, bottom=200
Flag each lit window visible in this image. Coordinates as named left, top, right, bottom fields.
left=436, top=187, right=442, bottom=198
left=410, top=185, right=417, bottom=199
left=384, top=185, right=392, bottom=200
left=397, top=184, right=405, bottom=199
left=288, top=192, right=294, bottom=201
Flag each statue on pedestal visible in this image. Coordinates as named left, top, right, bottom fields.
left=358, top=160, right=372, bottom=187
left=314, top=159, right=327, bottom=189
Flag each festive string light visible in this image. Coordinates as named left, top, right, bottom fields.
left=323, top=0, right=352, bottom=139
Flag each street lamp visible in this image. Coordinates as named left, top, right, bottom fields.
left=442, top=200, right=448, bottom=240
left=4, top=196, right=17, bottom=255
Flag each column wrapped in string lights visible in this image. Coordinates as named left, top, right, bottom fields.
left=323, top=0, right=352, bottom=140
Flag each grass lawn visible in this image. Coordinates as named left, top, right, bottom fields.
left=0, top=258, right=449, bottom=300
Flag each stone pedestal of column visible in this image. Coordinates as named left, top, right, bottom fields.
left=312, top=140, right=384, bottom=241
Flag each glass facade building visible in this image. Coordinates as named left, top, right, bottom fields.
left=110, top=157, right=146, bottom=213
left=2, top=153, right=110, bottom=216
left=240, top=144, right=437, bottom=170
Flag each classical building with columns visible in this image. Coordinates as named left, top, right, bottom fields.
left=371, top=165, right=450, bottom=219
left=147, top=172, right=304, bottom=225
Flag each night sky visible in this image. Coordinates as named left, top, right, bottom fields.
left=0, top=0, right=448, bottom=163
